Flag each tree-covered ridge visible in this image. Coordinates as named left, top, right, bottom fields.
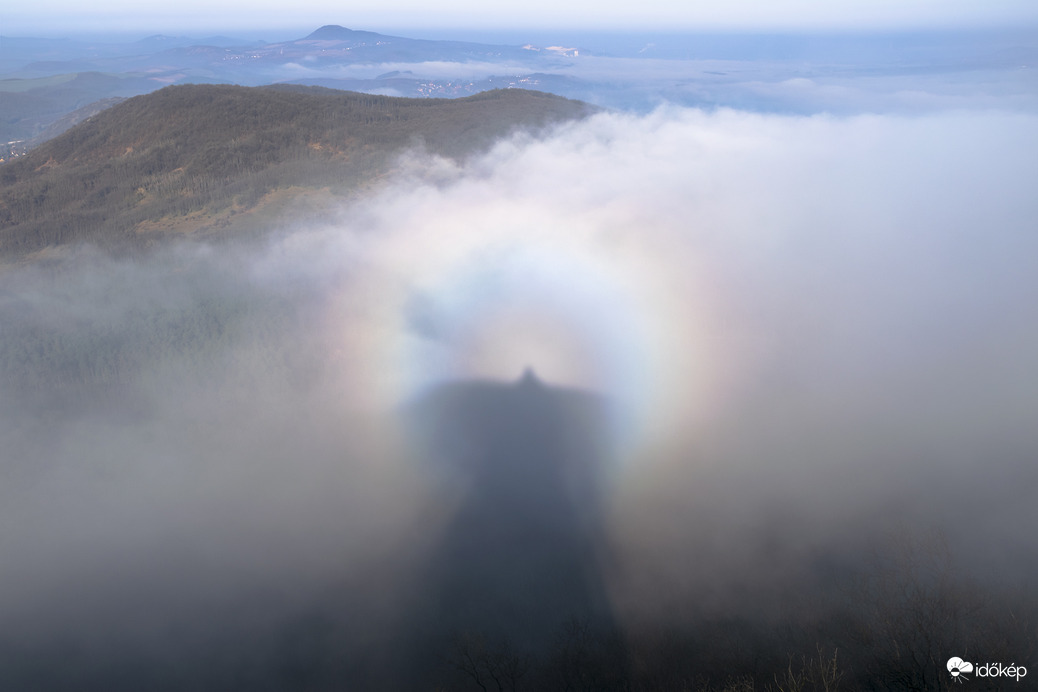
left=0, top=84, right=594, bottom=258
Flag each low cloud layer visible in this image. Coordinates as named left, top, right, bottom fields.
left=1, top=106, right=1036, bottom=686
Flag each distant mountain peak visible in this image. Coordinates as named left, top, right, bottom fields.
left=304, top=25, right=374, bottom=41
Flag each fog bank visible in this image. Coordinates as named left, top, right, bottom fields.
left=1, top=106, right=1036, bottom=688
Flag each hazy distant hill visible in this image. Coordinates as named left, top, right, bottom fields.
left=0, top=84, right=593, bottom=259
left=290, top=24, right=540, bottom=63
left=0, top=25, right=579, bottom=144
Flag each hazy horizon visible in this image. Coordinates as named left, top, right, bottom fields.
left=4, top=22, right=1038, bottom=45
left=5, top=0, right=1038, bottom=38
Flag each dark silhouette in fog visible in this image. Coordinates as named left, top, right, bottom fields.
left=402, top=369, right=618, bottom=679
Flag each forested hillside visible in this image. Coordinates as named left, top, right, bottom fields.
left=0, top=84, right=593, bottom=258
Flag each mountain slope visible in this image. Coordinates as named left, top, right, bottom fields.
left=0, top=71, right=157, bottom=145
left=0, top=84, right=593, bottom=259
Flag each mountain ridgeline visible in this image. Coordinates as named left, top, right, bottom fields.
left=0, top=84, right=593, bottom=259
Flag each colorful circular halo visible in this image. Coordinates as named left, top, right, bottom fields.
left=321, top=178, right=727, bottom=467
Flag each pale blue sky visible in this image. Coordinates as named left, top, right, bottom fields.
left=4, top=0, right=1038, bottom=37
